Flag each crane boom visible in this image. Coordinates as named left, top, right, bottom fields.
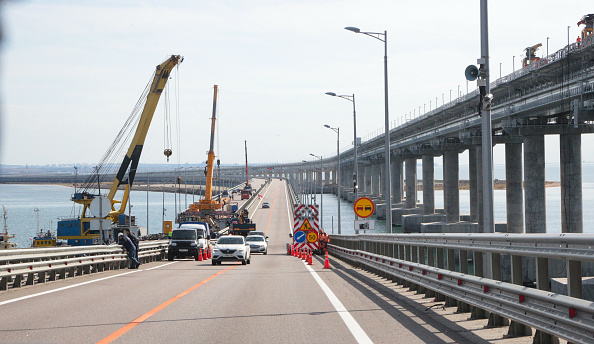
left=203, top=85, right=219, bottom=202
left=62, top=55, right=182, bottom=245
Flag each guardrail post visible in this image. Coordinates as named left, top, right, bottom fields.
left=38, top=271, right=46, bottom=284
left=567, top=260, right=582, bottom=299
left=506, top=254, right=532, bottom=337
left=26, top=272, right=34, bottom=286
left=470, top=252, right=488, bottom=319
left=444, top=248, right=457, bottom=307
left=456, top=249, right=471, bottom=313
left=13, top=274, right=22, bottom=288
left=0, top=276, right=7, bottom=290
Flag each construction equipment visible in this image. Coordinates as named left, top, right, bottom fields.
left=57, top=55, right=183, bottom=245
left=578, top=14, right=594, bottom=41
left=241, top=140, right=252, bottom=199
left=522, top=43, right=542, bottom=67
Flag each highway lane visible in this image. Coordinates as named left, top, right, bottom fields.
left=0, top=178, right=531, bottom=343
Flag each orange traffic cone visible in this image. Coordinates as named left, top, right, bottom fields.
left=208, top=246, right=212, bottom=259
left=203, top=247, right=208, bottom=260
left=198, top=248, right=203, bottom=261
left=307, top=251, right=313, bottom=265
left=323, top=252, right=330, bottom=269
left=302, top=250, right=307, bottom=261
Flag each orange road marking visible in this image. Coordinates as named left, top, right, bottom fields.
left=265, top=181, right=280, bottom=236
left=96, top=265, right=235, bottom=344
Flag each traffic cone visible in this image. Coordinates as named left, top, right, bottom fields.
left=307, top=251, right=313, bottom=265
left=198, top=248, right=203, bottom=261
left=208, top=246, right=212, bottom=259
left=302, top=250, right=307, bottom=260
left=323, top=252, right=330, bottom=269
left=203, top=247, right=208, bottom=260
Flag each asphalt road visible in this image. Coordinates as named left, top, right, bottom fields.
left=0, top=179, right=536, bottom=344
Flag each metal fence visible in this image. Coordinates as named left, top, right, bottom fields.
left=0, top=240, right=168, bottom=290
left=329, top=233, right=594, bottom=344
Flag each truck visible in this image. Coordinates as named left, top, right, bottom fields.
left=230, top=223, right=256, bottom=236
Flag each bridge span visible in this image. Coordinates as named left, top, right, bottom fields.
left=1, top=179, right=538, bottom=344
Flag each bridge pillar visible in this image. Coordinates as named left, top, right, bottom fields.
left=523, top=134, right=546, bottom=233
left=469, top=148, right=479, bottom=223
left=443, top=150, right=459, bottom=223
left=405, top=158, right=417, bottom=209
left=380, top=163, right=386, bottom=198
left=359, top=164, right=367, bottom=194
left=365, top=165, right=373, bottom=195
left=505, top=142, right=524, bottom=233
left=560, top=133, right=582, bottom=233
left=391, top=158, right=403, bottom=204
left=372, top=163, right=381, bottom=197
left=422, top=155, right=435, bottom=215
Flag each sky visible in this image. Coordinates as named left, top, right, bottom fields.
left=1, top=0, right=592, bottom=168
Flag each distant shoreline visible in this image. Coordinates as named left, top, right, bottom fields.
left=5, top=180, right=562, bottom=192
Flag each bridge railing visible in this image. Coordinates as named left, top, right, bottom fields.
left=0, top=240, right=168, bottom=290
left=328, top=233, right=594, bottom=343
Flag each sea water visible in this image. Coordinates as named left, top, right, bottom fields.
left=1, top=163, right=593, bottom=246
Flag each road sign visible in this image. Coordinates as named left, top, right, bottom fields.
left=306, top=231, right=318, bottom=243
left=294, top=231, right=306, bottom=243
left=353, top=197, right=375, bottom=218
left=354, top=220, right=375, bottom=232
left=299, top=218, right=313, bottom=231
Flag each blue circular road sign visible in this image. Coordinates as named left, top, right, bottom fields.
left=294, top=230, right=306, bottom=243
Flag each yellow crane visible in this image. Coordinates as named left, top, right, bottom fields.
left=195, top=85, right=222, bottom=212
left=58, top=55, right=183, bottom=245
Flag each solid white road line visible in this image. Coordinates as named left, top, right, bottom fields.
left=304, top=262, right=374, bottom=344
left=0, top=261, right=178, bottom=306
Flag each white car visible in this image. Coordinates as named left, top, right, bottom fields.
left=245, top=235, right=268, bottom=254
left=212, top=235, right=251, bottom=265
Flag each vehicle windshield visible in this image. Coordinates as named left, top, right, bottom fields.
left=217, top=237, right=244, bottom=245
left=248, top=232, right=264, bottom=236
left=246, top=236, right=264, bottom=242
left=171, top=230, right=196, bottom=240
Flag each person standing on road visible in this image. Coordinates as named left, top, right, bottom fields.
left=118, top=232, right=140, bottom=269
left=126, top=228, right=140, bottom=264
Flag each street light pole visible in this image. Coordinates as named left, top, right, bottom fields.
left=324, top=125, right=341, bottom=234
left=325, top=92, right=358, bottom=219
left=311, top=154, right=323, bottom=229
left=345, top=26, right=392, bottom=232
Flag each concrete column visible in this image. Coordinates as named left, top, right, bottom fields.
left=422, top=155, right=435, bottom=215
left=505, top=142, right=524, bottom=233
left=391, top=158, right=403, bottom=203
left=359, top=165, right=366, bottom=194
left=476, top=146, right=484, bottom=230
left=380, top=163, right=386, bottom=197
left=443, top=150, right=459, bottom=223
left=469, top=148, right=478, bottom=222
left=523, top=135, right=546, bottom=233
left=405, top=158, right=417, bottom=208
left=365, top=165, right=372, bottom=195
left=560, top=134, right=582, bottom=233
left=372, top=163, right=381, bottom=197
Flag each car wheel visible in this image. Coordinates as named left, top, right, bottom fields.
left=242, top=259, right=247, bottom=265
left=211, top=260, right=216, bottom=265
left=247, top=258, right=251, bottom=264
left=168, top=254, right=174, bottom=261
left=194, top=253, right=200, bottom=261
left=264, top=250, right=267, bottom=255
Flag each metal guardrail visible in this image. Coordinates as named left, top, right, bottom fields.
left=0, top=240, right=168, bottom=290
left=329, top=233, right=594, bottom=344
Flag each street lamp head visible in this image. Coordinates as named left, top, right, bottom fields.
left=345, top=26, right=360, bottom=33
left=324, top=124, right=331, bottom=128
left=310, top=153, right=315, bottom=157
left=325, top=92, right=337, bottom=97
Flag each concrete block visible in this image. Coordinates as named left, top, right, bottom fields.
left=423, top=214, right=447, bottom=223
left=444, top=222, right=478, bottom=233
left=435, top=208, right=445, bottom=214
left=392, top=208, right=422, bottom=225
left=375, top=203, right=386, bottom=218
left=459, top=214, right=471, bottom=222
left=402, top=214, right=424, bottom=233
left=495, top=222, right=507, bottom=233
left=421, top=222, right=445, bottom=233
left=551, top=277, right=594, bottom=302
